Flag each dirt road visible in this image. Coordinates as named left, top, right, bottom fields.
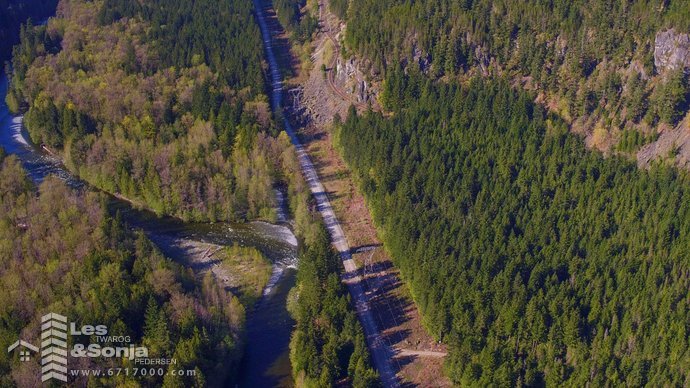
left=253, top=1, right=399, bottom=386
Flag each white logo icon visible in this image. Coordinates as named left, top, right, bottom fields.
left=40, top=313, right=68, bottom=382
left=7, top=339, right=39, bottom=362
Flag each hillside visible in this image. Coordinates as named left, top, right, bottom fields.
left=253, top=0, right=690, bottom=385
left=341, top=0, right=690, bottom=155
left=335, top=69, right=690, bottom=385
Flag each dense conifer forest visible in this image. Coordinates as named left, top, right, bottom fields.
left=336, top=71, right=690, bottom=385
left=274, top=0, right=318, bottom=44
left=97, top=0, right=265, bottom=90
left=342, top=0, right=690, bottom=151
left=0, top=149, right=248, bottom=386
left=288, top=225, right=379, bottom=387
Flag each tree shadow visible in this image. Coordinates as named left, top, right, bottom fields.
left=392, top=354, right=418, bottom=388
left=285, top=105, right=311, bottom=128
left=187, top=257, right=222, bottom=272
left=147, top=233, right=201, bottom=263
left=223, top=284, right=243, bottom=296
left=324, top=190, right=344, bottom=202
left=309, top=156, right=331, bottom=172
left=355, top=258, right=420, bottom=377
left=299, top=129, right=327, bottom=143
left=258, top=0, right=300, bottom=79
left=350, top=243, right=382, bottom=254
left=319, top=169, right=349, bottom=184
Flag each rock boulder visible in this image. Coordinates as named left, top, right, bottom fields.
left=654, top=29, right=690, bottom=74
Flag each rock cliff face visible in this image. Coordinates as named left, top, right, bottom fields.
left=334, top=56, right=377, bottom=104
left=654, top=29, right=690, bottom=74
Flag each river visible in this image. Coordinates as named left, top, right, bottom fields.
left=0, top=75, right=296, bottom=387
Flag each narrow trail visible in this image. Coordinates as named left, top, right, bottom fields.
left=253, top=1, right=399, bottom=386
left=396, top=349, right=448, bottom=358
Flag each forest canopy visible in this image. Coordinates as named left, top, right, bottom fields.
left=0, top=150, right=247, bottom=386
left=5, top=0, right=289, bottom=222
left=336, top=71, right=690, bottom=386
left=273, top=0, right=318, bottom=44
left=342, top=0, right=690, bottom=151
left=288, top=225, right=380, bottom=387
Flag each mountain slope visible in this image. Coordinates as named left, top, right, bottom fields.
left=343, top=0, right=690, bottom=153
left=335, top=70, right=690, bottom=386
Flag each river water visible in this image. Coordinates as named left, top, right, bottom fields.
left=0, top=75, right=296, bottom=387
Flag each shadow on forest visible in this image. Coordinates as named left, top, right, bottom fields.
left=300, top=130, right=327, bottom=143
left=320, top=170, right=349, bottom=184
left=323, top=190, right=345, bottom=201
left=258, top=0, right=300, bottom=79
left=356, top=258, right=418, bottom=376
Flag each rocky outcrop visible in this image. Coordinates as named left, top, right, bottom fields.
left=654, top=29, right=690, bottom=74
left=411, top=43, right=431, bottom=73
left=334, top=56, right=377, bottom=104
left=637, top=122, right=690, bottom=169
